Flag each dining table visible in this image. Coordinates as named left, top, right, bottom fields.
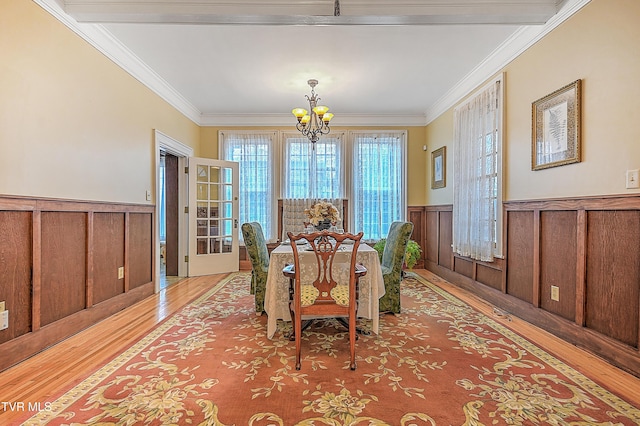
left=264, top=241, right=385, bottom=339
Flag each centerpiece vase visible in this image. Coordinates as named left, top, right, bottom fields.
left=315, top=219, right=332, bottom=231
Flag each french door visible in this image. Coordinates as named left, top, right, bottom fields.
left=187, top=157, right=239, bottom=276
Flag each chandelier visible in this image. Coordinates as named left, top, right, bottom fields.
left=291, top=79, right=334, bottom=145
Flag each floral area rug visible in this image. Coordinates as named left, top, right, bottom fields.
left=22, top=272, right=640, bottom=425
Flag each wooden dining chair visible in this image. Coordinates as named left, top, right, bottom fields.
left=282, top=230, right=367, bottom=370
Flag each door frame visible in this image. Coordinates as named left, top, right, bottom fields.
left=154, top=129, right=193, bottom=292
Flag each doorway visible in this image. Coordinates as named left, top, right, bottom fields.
left=155, top=130, right=193, bottom=292
left=159, top=151, right=181, bottom=289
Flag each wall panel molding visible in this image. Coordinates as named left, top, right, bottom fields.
left=0, top=194, right=154, bottom=371
left=418, top=195, right=640, bottom=377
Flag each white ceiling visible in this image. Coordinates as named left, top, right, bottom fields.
left=41, top=0, right=589, bottom=126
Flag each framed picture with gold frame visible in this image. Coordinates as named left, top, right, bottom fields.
left=532, top=79, right=581, bottom=170
left=431, top=146, right=446, bottom=189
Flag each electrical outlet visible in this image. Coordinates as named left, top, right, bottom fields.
left=0, top=301, right=5, bottom=311
left=550, top=285, right=560, bottom=302
left=0, top=310, right=8, bottom=330
left=118, top=267, right=125, bottom=279
left=626, top=169, right=639, bottom=189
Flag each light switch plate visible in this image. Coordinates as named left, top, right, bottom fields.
left=626, top=169, right=639, bottom=189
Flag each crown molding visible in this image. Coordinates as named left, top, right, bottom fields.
left=34, top=0, right=202, bottom=125
left=199, top=113, right=427, bottom=127
left=425, top=0, right=591, bottom=124
left=36, top=0, right=590, bottom=128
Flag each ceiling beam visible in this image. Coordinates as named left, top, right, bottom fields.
left=59, top=0, right=563, bottom=25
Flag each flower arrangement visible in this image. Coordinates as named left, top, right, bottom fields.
left=304, top=201, right=341, bottom=227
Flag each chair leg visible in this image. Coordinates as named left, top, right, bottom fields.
left=294, top=315, right=302, bottom=370
left=289, top=305, right=302, bottom=370
left=349, top=315, right=356, bottom=370
left=288, top=319, right=313, bottom=341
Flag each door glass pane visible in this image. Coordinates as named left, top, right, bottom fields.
left=209, top=166, right=220, bottom=183
left=209, top=203, right=219, bottom=219
left=197, top=202, right=208, bottom=218
left=209, top=183, right=220, bottom=201
left=197, top=165, right=208, bottom=182
left=210, top=238, right=220, bottom=253
left=223, top=184, right=232, bottom=201
left=221, top=219, right=233, bottom=236
left=223, top=167, right=232, bottom=184
left=222, top=237, right=232, bottom=253
left=209, top=219, right=219, bottom=236
left=197, top=220, right=207, bottom=237
left=223, top=202, right=232, bottom=218
left=197, top=183, right=208, bottom=200
left=197, top=238, right=208, bottom=254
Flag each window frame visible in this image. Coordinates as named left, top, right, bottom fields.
left=453, top=73, right=504, bottom=259
left=349, top=130, right=408, bottom=241
left=218, top=130, right=279, bottom=242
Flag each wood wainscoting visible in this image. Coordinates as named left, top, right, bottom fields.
left=0, top=195, right=154, bottom=371
left=408, top=195, right=640, bottom=377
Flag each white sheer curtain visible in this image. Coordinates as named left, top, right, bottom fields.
left=352, top=132, right=406, bottom=241
left=220, top=131, right=275, bottom=241
left=281, top=134, right=345, bottom=239
left=453, top=79, right=501, bottom=261
left=282, top=134, right=344, bottom=200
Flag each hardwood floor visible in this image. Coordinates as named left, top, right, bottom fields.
left=0, top=269, right=638, bottom=425
left=0, top=274, right=224, bottom=425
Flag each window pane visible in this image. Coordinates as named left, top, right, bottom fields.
left=221, top=133, right=274, bottom=241
left=352, top=133, right=405, bottom=240
left=283, top=136, right=343, bottom=200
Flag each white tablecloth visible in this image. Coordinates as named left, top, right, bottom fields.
left=264, top=243, right=385, bottom=339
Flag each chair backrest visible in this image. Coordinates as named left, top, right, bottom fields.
left=278, top=199, right=348, bottom=242
left=241, top=222, right=269, bottom=272
left=381, top=221, right=414, bottom=273
left=287, top=230, right=363, bottom=314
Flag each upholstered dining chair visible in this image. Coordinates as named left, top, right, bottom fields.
left=378, top=221, right=414, bottom=314
left=283, top=230, right=367, bottom=370
left=241, top=222, right=269, bottom=314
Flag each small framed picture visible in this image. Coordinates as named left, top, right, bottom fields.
left=431, top=146, right=446, bottom=189
left=532, top=79, right=581, bottom=170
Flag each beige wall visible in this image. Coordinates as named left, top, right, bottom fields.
left=0, top=0, right=200, bottom=204
left=425, top=109, right=454, bottom=205
left=425, top=0, right=640, bottom=204
left=13, top=0, right=631, bottom=208
left=200, top=126, right=428, bottom=206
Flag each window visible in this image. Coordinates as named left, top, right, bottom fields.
left=220, top=130, right=407, bottom=243
left=220, top=131, right=276, bottom=241
left=352, top=132, right=407, bottom=241
left=452, top=75, right=503, bottom=261
left=282, top=134, right=344, bottom=199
